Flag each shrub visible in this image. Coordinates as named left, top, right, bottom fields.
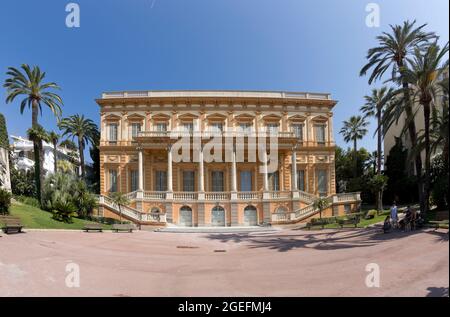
left=10, top=168, right=36, bottom=197
left=14, top=195, right=41, bottom=208
left=42, top=173, right=97, bottom=222
left=0, top=188, right=12, bottom=214
left=365, top=209, right=378, bottom=219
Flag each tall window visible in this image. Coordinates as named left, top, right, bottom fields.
left=130, top=170, right=139, bottom=192
left=240, top=171, right=252, bottom=192
left=297, top=170, right=305, bottom=191
left=155, top=122, right=167, bottom=132
left=155, top=171, right=167, bottom=191
left=266, top=123, right=279, bottom=135
left=131, top=123, right=141, bottom=138
left=108, top=123, right=118, bottom=142
left=211, top=171, right=224, bottom=192
left=269, top=171, right=279, bottom=191
left=109, top=169, right=118, bottom=192
left=292, top=124, right=303, bottom=140
left=238, top=122, right=252, bottom=134
left=183, top=171, right=195, bottom=192
left=315, top=124, right=326, bottom=144
left=317, top=169, right=328, bottom=196
left=182, top=122, right=194, bottom=133
left=210, top=122, right=223, bottom=132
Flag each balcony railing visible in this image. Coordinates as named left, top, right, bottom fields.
left=237, top=192, right=261, bottom=200
left=173, top=192, right=198, bottom=200
left=144, top=191, right=167, bottom=200
left=204, top=192, right=230, bottom=201
left=268, top=191, right=291, bottom=199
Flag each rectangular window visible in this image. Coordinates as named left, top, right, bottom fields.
left=297, top=170, right=305, bottom=191
left=315, top=125, right=326, bottom=144
left=266, top=123, right=279, bottom=135
left=108, top=124, right=118, bottom=142
left=130, top=170, right=139, bottom=192
left=183, top=122, right=194, bottom=133
left=155, top=122, right=167, bottom=132
left=155, top=171, right=167, bottom=191
left=269, top=171, right=279, bottom=191
left=344, top=204, right=351, bottom=214
left=131, top=123, right=141, bottom=138
left=109, top=169, right=118, bottom=192
left=317, top=169, right=328, bottom=196
left=183, top=171, right=195, bottom=192
left=292, top=124, right=303, bottom=140
left=210, top=122, right=223, bottom=132
left=211, top=171, right=224, bottom=192
left=238, top=122, right=252, bottom=133
left=240, top=171, right=252, bottom=192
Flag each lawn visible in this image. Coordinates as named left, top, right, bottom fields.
left=318, top=210, right=391, bottom=229
left=1, top=202, right=112, bottom=230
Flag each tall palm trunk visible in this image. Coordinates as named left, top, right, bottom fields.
left=398, top=60, right=424, bottom=213
left=31, top=100, right=44, bottom=203
left=376, top=110, right=383, bottom=211
left=53, top=140, right=58, bottom=173
left=423, top=102, right=431, bottom=214
left=353, top=139, right=358, bottom=177
left=78, top=138, right=85, bottom=178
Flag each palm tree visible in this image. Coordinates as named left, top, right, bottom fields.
left=4, top=64, right=63, bottom=201
left=361, top=87, right=393, bottom=174
left=397, top=42, right=449, bottom=214
left=58, top=114, right=100, bottom=178
left=361, top=87, right=393, bottom=211
left=339, top=116, right=369, bottom=176
left=313, top=197, right=330, bottom=219
left=360, top=20, right=436, bottom=212
left=108, top=192, right=130, bottom=224
left=27, top=125, right=49, bottom=203
left=48, top=131, right=60, bottom=174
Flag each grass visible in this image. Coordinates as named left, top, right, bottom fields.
left=1, top=202, right=112, bottom=230
left=317, top=209, right=391, bottom=229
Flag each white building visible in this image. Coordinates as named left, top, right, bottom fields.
left=10, top=135, right=80, bottom=174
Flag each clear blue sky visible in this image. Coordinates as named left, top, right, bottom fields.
left=1, top=0, right=448, bottom=160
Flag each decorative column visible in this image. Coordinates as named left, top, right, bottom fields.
left=198, top=145, right=205, bottom=200
left=166, top=144, right=173, bottom=199
left=136, top=147, right=144, bottom=200
left=231, top=146, right=238, bottom=200
left=291, top=148, right=299, bottom=198
left=262, top=150, right=270, bottom=199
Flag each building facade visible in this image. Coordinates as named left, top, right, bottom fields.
left=97, top=90, right=360, bottom=226
left=10, top=135, right=79, bottom=174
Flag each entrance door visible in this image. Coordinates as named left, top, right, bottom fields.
left=179, top=206, right=193, bottom=226
left=211, top=206, right=225, bottom=227
left=244, top=206, right=258, bottom=226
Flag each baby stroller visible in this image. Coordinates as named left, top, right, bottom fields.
left=383, top=216, right=392, bottom=233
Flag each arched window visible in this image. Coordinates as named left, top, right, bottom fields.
left=244, top=205, right=258, bottom=226
left=275, top=206, right=288, bottom=213
left=179, top=206, right=193, bottom=227
left=211, top=206, right=225, bottom=226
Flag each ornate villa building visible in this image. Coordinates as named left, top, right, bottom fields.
left=96, top=90, right=360, bottom=227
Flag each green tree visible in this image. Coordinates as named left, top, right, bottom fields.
left=108, top=192, right=130, bottom=223
left=394, top=42, right=449, bottom=215
left=313, top=197, right=330, bottom=220
left=4, top=64, right=63, bottom=202
left=27, top=125, right=49, bottom=203
left=0, top=113, right=9, bottom=149
left=58, top=114, right=99, bottom=178
left=48, top=131, right=60, bottom=174
left=360, top=20, right=436, bottom=212
left=339, top=115, right=369, bottom=177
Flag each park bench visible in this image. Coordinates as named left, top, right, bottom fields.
left=0, top=216, right=24, bottom=234
left=83, top=223, right=103, bottom=232
left=112, top=223, right=135, bottom=233
left=337, top=213, right=362, bottom=228
left=306, top=217, right=336, bottom=230
left=428, top=220, right=449, bottom=230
